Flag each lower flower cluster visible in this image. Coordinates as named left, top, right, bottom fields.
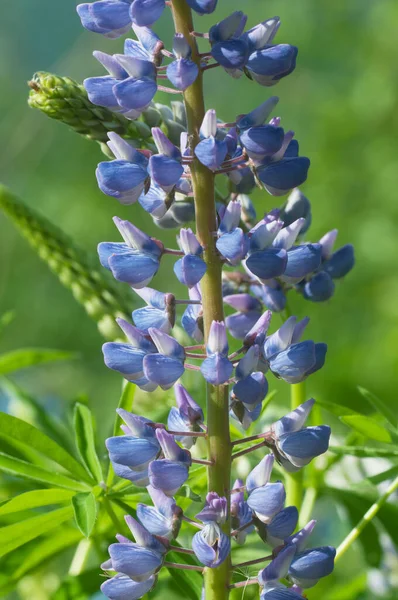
left=101, top=421, right=334, bottom=600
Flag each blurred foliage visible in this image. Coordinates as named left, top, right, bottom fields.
left=1, top=0, right=398, bottom=599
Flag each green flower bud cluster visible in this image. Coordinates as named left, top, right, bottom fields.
left=0, top=186, right=132, bottom=340
left=28, top=72, right=186, bottom=154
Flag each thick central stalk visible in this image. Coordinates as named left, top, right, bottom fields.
left=171, top=2, right=231, bottom=598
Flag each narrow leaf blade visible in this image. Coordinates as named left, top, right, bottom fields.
left=72, top=492, right=97, bottom=537
left=340, top=415, right=392, bottom=443
left=0, top=489, right=74, bottom=516
left=358, top=386, right=398, bottom=428
left=0, top=348, right=76, bottom=375
left=73, top=403, right=103, bottom=483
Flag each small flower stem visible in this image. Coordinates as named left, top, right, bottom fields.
left=163, top=247, right=184, bottom=256
left=169, top=545, right=196, bottom=555
left=285, top=382, right=306, bottom=511
left=168, top=430, right=207, bottom=437
left=185, top=363, right=202, bottom=371
left=192, top=458, right=214, bottom=466
left=228, top=579, right=259, bottom=589
left=171, top=2, right=231, bottom=598
left=231, top=432, right=269, bottom=446
left=175, top=300, right=202, bottom=305
left=184, top=344, right=205, bottom=350
left=231, top=519, right=254, bottom=537
left=232, top=555, right=272, bottom=569
left=202, top=63, right=220, bottom=71
left=336, top=475, right=398, bottom=561
left=164, top=562, right=204, bottom=572
left=182, top=515, right=203, bottom=529
left=232, top=441, right=267, bottom=460
left=158, top=85, right=183, bottom=95
left=185, top=352, right=208, bottom=359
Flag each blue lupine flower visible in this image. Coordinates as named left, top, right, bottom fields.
left=236, top=97, right=280, bottom=131
left=240, top=125, right=285, bottom=161
left=260, top=586, right=303, bottom=600
left=186, top=0, right=218, bottom=15
left=244, top=310, right=272, bottom=348
left=265, top=506, right=299, bottom=548
left=96, top=133, right=149, bottom=204
left=84, top=52, right=130, bottom=113
left=241, top=18, right=281, bottom=54
left=281, top=188, right=312, bottom=235
left=132, top=287, right=176, bottom=333
left=251, top=281, right=287, bottom=313
left=246, top=454, right=275, bottom=493
left=143, top=327, right=185, bottom=389
left=288, top=546, right=336, bottom=588
left=259, top=544, right=297, bottom=584
left=174, top=228, right=207, bottom=287
left=196, top=492, right=228, bottom=524
left=148, top=128, right=185, bottom=192
left=232, top=346, right=268, bottom=426
left=246, top=247, right=288, bottom=282
left=201, top=321, right=233, bottom=385
left=209, top=11, right=247, bottom=45
left=257, top=154, right=311, bottom=197
left=224, top=294, right=262, bottom=340
left=246, top=44, right=298, bottom=86
left=139, top=182, right=170, bottom=219
left=231, top=479, right=254, bottom=545
left=149, top=429, right=191, bottom=495
left=281, top=243, right=322, bottom=283
left=216, top=201, right=249, bottom=265
left=129, top=0, right=166, bottom=27
left=103, top=318, right=159, bottom=392
left=287, top=519, right=317, bottom=551
left=211, top=37, right=249, bottom=71
left=323, top=243, right=355, bottom=279
left=167, top=383, right=204, bottom=448
left=195, top=110, right=228, bottom=171
left=107, top=539, right=164, bottom=581
left=98, top=217, right=163, bottom=288
left=101, top=574, right=156, bottom=600
left=105, top=409, right=160, bottom=485
left=302, top=271, right=335, bottom=302
left=260, top=316, right=327, bottom=384
left=181, top=284, right=204, bottom=341
left=137, top=485, right=182, bottom=540
left=271, top=398, right=331, bottom=470
left=192, top=523, right=230, bottom=568
left=77, top=1, right=132, bottom=39
left=247, top=480, right=286, bottom=524
left=167, top=34, right=199, bottom=91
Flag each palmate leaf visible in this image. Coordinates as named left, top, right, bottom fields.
left=0, top=452, right=89, bottom=491
left=0, top=488, right=74, bottom=516
left=0, top=185, right=132, bottom=341
left=0, top=506, right=74, bottom=558
left=72, top=492, right=97, bottom=537
left=340, top=414, right=392, bottom=443
left=0, top=412, right=92, bottom=483
left=358, top=386, right=398, bottom=429
left=73, top=403, right=103, bottom=483
left=0, top=348, right=76, bottom=375
left=0, top=377, right=74, bottom=452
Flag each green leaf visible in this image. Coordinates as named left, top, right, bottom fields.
left=73, top=403, right=103, bottom=483
left=12, top=527, right=81, bottom=582
left=340, top=414, right=392, bottom=443
left=331, top=488, right=382, bottom=567
left=0, top=488, right=74, bottom=516
left=51, top=568, right=103, bottom=600
left=0, top=348, right=76, bottom=375
left=329, top=445, right=398, bottom=458
left=367, top=465, right=398, bottom=485
left=72, top=492, right=97, bottom=537
left=166, top=551, right=203, bottom=600
left=316, top=397, right=361, bottom=418
left=0, top=377, right=74, bottom=452
left=358, top=386, right=398, bottom=429
left=0, top=506, right=73, bottom=558
left=0, top=412, right=92, bottom=483
left=175, top=485, right=202, bottom=503
left=0, top=452, right=89, bottom=491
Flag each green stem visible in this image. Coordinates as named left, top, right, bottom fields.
left=68, top=538, right=93, bottom=576
left=336, top=475, right=398, bottom=561
left=171, top=3, right=231, bottom=598
left=285, top=382, right=306, bottom=511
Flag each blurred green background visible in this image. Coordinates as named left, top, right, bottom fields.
left=1, top=0, right=398, bottom=598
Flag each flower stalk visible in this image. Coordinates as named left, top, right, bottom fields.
left=171, top=2, right=231, bottom=597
